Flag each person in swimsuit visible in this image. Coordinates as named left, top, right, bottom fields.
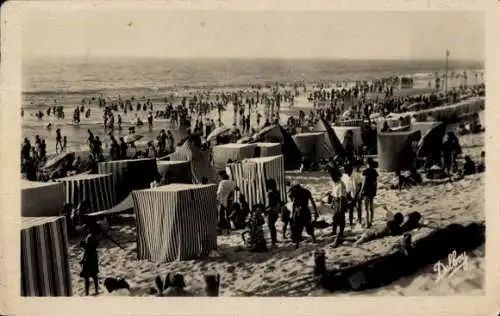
left=288, top=183, right=318, bottom=248
left=79, top=222, right=100, bottom=296
left=55, top=128, right=63, bottom=154
left=361, top=158, right=378, bottom=228
left=266, top=179, right=281, bottom=246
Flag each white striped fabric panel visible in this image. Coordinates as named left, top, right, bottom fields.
left=132, top=187, right=217, bottom=262
left=21, top=217, right=72, bottom=296
left=263, top=155, right=287, bottom=204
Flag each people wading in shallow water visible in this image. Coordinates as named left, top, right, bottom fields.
left=288, top=183, right=318, bottom=249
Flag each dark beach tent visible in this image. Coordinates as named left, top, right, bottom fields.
left=416, top=122, right=446, bottom=158
left=168, top=138, right=216, bottom=183
left=313, top=118, right=345, bottom=160
left=251, top=124, right=302, bottom=170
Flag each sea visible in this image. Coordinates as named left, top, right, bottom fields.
left=22, top=57, right=484, bottom=154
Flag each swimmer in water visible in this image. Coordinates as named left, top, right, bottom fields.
left=46, top=123, right=53, bottom=130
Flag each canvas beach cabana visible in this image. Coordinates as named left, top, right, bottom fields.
left=131, top=184, right=218, bottom=262
left=212, top=143, right=257, bottom=172
left=255, top=142, right=282, bottom=157
left=21, top=216, right=72, bottom=296
left=377, top=130, right=421, bottom=172
left=98, top=158, right=158, bottom=203
left=156, top=160, right=192, bottom=184
left=56, top=173, right=116, bottom=213
left=227, top=155, right=286, bottom=208
left=21, top=180, right=65, bottom=217
left=165, top=139, right=217, bottom=183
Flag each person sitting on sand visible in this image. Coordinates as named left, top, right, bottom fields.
left=242, top=204, right=268, bottom=252
left=353, top=212, right=404, bottom=245
left=164, top=274, right=190, bottom=297
left=462, top=155, right=476, bottom=176
left=104, top=277, right=131, bottom=296
left=288, top=183, right=318, bottom=248
left=79, top=223, right=100, bottom=296
left=228, top=202, right=247, bottom=230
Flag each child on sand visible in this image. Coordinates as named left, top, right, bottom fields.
left=361, top=158, right=378, bottom=228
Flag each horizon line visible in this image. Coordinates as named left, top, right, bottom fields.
left=23, top=55, right=484, bottom=63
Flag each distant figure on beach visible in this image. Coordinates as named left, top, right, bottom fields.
left=361, top=158, right=378, bottom=228
left=288, top=183, right=318, bottom=248
left=55, top=128, right=63, bottom=154
left=87, top=130, right=95, bottom=152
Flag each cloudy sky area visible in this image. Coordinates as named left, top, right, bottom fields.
left=22, top=10, right=484, bottom=60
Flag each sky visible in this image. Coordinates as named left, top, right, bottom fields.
left=22, top=10, right=485, bottom=60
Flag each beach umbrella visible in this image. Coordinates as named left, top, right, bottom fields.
left=206, top=126, right=230, bottom=142
left=124, top=134, right=143, bottom=144
left=416, top=122, right=446, bottom=158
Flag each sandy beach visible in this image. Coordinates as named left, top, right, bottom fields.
left=66, top=132, right=484, bottom=297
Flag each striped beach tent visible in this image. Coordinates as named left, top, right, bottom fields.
left=98, top=158, right=158, bottom=203
left=21, top=180, right=65, bottom=217
left=131, top=184, right=218, bottom=262
left=21, top=216, right=72, bottom=296
left=56, top=173, right=116, bottom=213
left=165, top=139, right=217, bottom=184
left=228, top=155, right=286, bottom=208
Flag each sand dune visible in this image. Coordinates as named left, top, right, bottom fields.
left=67, top=134, right=484, bottom=296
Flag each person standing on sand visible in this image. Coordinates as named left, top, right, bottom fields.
left=216, top=171, right=235, bottom=234
left=79, top=222, right=100, bottom=296
left=87, top=130, right=95, bottom=152
left=288, top=183, right=318, bottom=249
left=328, top=166, right=347, bottom=247
left=55, top=128, right=63, bottom=154
left=341, top=164, right=361, bottom=227
left=265, top=179, right=281, bottom=246
left=361, top=158, right=378, bottom=228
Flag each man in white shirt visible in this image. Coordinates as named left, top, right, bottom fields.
left=217, top=170, right=235, bottom=234
left=341, top=164, right=361, bottom=227
left=328, top=166, right=347, bottom=247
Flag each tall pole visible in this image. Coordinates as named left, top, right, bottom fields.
left=444, top=50, right=449, bottom=96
